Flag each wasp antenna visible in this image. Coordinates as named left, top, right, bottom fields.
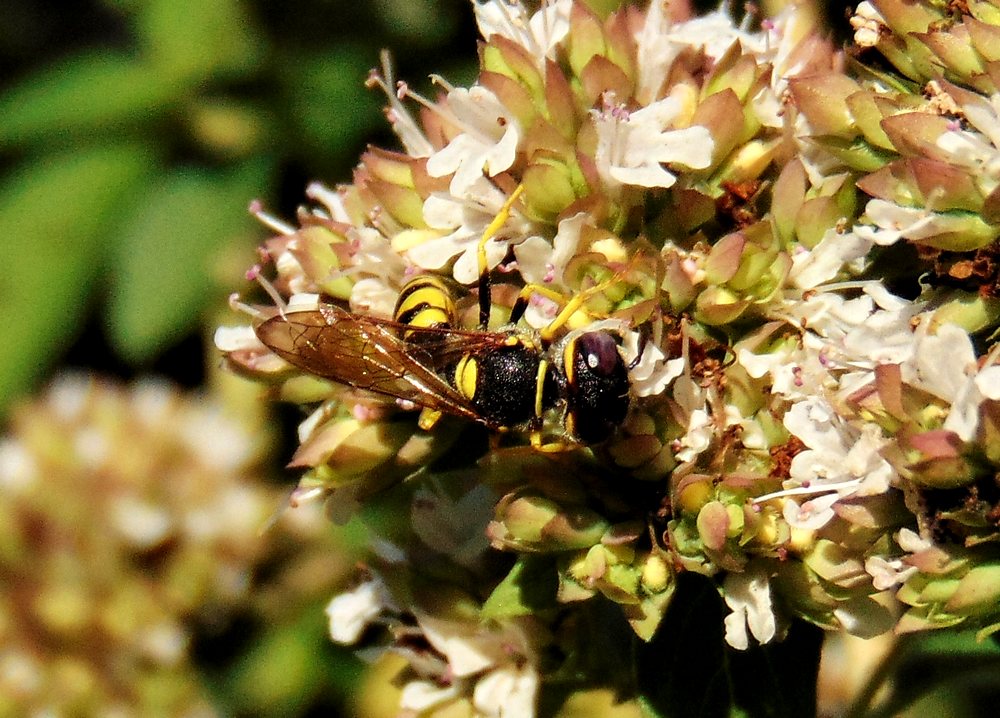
left=246, top=264, right=289, bottom=319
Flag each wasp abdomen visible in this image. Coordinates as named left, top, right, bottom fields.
left=394, top=275, right=457, bottom=339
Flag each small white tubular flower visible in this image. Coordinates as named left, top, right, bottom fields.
left=960, top=92, right=1000, bottom=149
left=975, top=364, right=1000, bottom=400
left=620, top=330, right=684, bottom=398
left=425, top=86, right=520, bottom=197
left=325, top=575, right=396, bottom=644
left=634, top=0, right=682, bottom=105
left=473, top=663, right=539, bottom=718
left=675, top=408, right=714, bottom=463
left=789, top=400, right=894, bottom=490
left=213, top=325, right=265, bottom=353
left=474, top=0, right=572, bottom=66
left=854, top=199, right=963, bottom=247
left=664, top=8, right=760, bottom=62
left=755, top=398, right=895, bottom=529
left=789, top=228, right=873, bottom=290
left=850, top=2, right=886, bottom=48
left=412, top=179, right=533, bottom=284
left=592, top=93, right=714, bottom=194
left=513, top=211, right=587, bottom=288
left=934, top=103, right=1000, bottom=197
left=781, top=492, right=843, bottom=531
left=865, top=555, right=919, bottom=591
left=902, top=322, right=981, bottom=440
left=723, top=566, right=777, bottom=650
left=400, top=679, right=464, bottom=713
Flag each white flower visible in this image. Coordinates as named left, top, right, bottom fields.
left=850, top=2, right=885, bottom=48
left=788, top=228, right=873, bottom=290
left=854, top=199, right=965, bottom=246
left=399, top=613, right=540, bottom=717
left=865, top=555, right=919, bottom=591
left=512, top=211, right=587, bottom=288
left=904, top=322, right=982, bottom=440
left=723, top=565, right=777, bottom=649
left=781, top=399, right=894, bottom=524
left=400, top=679, right=464, bottom=712
left=425, top=86, right=520, bottom=197
left=325, top=576, right=396, bottom=644
left=621, top=331, right=685, bottom=398
left=675, top=408, right=714, bottom=463
left=753, top=397, right=895, bottom=529
left=474, top=0, right=572, bottom=67
left=473, top=662, right=539, bottom=718
left=213, top=324, right=265, bottom=353
left=410, top=178, right=530, bottom=284
left=592, top=92, right=714, bottom=194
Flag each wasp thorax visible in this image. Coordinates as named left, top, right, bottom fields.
left=456, top=340, right=556, bottom=429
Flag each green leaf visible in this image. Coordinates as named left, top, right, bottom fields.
left=0, top=53, right=178, bottom=148
left=105, top=161, right=269, bottom=363
left=135, top=0, right=263, bottom=83
left=280, top=47, right=383, bottom=167
left=482, top=555, right=557, bottom=620
left=217, top=601, right=364, bottom=715
left=0, top=143, right=157, bottom=414
left=373, top=0, right=461, bottom=45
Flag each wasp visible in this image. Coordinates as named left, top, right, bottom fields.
left=255, top=187, right=633, bottom=446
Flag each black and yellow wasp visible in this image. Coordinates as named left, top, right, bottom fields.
left=255, top=187, right=632, bottom=446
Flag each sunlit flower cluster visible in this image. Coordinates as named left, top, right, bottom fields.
left=218, top=0, right=1000, bottom=713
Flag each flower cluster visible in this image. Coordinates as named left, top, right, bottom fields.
left=218, top=0, right=1000, bottom=713
left=0, top=374, right=344, bottom=716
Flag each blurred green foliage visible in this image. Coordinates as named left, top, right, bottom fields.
left=0, top=0, right=475, bottom=414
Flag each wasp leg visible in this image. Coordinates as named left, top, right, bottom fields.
left=628, top=326, right=650, bottom=370
left=538, top=274, right=623, bottom=344
left=477, top=184, right=526, bottom=328
left=530, top=430, right=576, bottom=452
left=417, top=407, right=443, bottom=431
left=509, top=283, right=569, bottom=326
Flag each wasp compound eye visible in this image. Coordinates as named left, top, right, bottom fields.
left=579, top=331, right=622, bottom=376
left=563, top=331, right=631, bottom=444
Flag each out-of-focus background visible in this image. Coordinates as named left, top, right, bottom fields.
left=0, top=0, right=481, bottom=409
left=0, top=1, right=479, bottom=715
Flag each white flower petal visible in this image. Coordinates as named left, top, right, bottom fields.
left=325, top=577, right=394, bottom=644
left=723, top=567, right=776, bottom=650
left=473, top=665, right=539, bottom=718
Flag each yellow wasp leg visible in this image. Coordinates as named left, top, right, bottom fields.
left=538, top=273, right=621, bottom=344
left=477, top=184, right=526, bottom=328
left=417, top=407, right=443, bottom=431
left=535, top=253, right=647, bottom=343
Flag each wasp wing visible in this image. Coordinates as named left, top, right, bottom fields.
left=256, top=307, right=487, bottom=423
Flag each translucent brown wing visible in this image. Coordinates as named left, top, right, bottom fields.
left=256, top=306, right=492, bottom=423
